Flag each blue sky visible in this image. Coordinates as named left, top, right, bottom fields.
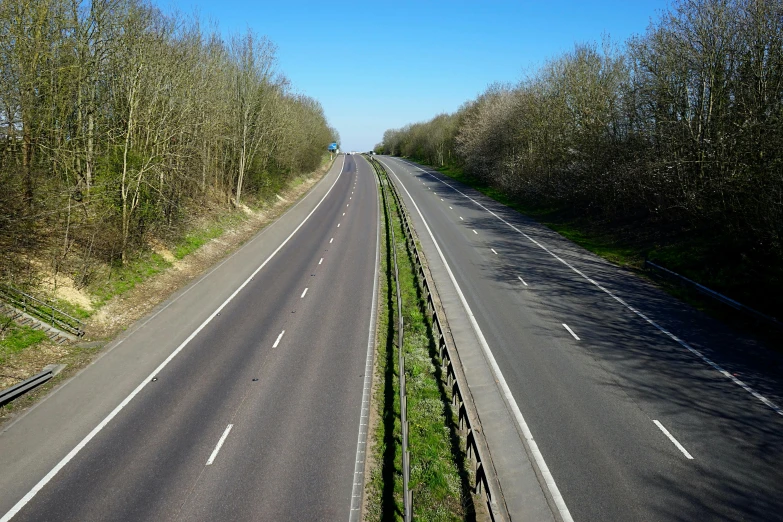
left=164, top=0, right=671, bottom=152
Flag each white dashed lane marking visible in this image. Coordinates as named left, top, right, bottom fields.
left=206, top=424, right=234, bottom=466
left=402, top=160, right=783, bottom=418
left=653, top=420, right=694, bottom=459
left=563, top=324, right=580, bottom=341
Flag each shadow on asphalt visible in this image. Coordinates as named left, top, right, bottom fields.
left=409, top=168, right=783, bottom=521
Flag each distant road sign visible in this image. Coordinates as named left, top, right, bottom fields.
left=328, top=142, right=338, bottom=151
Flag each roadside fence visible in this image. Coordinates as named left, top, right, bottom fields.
left=0, top=284, right=85, bottom=337
left=369, top=156, right=506, bottom=521
left=376, top=157, right=414, bottom=520
left=644, top=260, right=783, bottom=331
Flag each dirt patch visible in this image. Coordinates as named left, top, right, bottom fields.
left=149, top=240, right=177, bottom=264
left=53, top=284, right=94, bottom=312
left=0, top=163, right=331, bottom=422
left=18, top=260, right=94, bottom=312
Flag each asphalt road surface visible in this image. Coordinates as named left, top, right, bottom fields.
left=378, top=155, right=783, bottom=522
left=0, top=154, right=379, bottom=521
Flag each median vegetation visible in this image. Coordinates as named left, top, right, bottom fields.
left=365, top=159, right=477, bottom=521
left=377, top=0, right=783, bottom=322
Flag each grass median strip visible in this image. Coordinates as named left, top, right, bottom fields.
left=365, top=165, right=476, bottom=521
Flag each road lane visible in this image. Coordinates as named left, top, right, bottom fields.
left=1, top=154, right=380, bottom=521
left=379, top=155, right=783, bottom=522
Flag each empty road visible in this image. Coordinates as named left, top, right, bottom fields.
left=379, top=155, right=783, bottom=522
left=0, top=155, right=379, bottom=521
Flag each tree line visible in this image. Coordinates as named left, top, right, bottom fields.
left=0, top=0, right=338, bottom=284
left=379, top=0, right=783, bottom=269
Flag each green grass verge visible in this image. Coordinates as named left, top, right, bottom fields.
left=365, top=188, right=403, bottom=520
left=365, top=171, right=475, bottom=521
left=88, top=252, right=173, bottom=308
left=174, top=211, right=247, bottom=260
left=87, top=211, right=250, bottom=307
left=48, top=297, right=92, bottom=320
left=0, top=317, right=48, bottom=364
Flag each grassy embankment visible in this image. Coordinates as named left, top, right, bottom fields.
left=414, top=160, right=782, bottom=336
left=365, top=166, right=477, bottom=521
left=89, top=163, right=331, bottom=309
left=0, top=156, right=333, bottom=403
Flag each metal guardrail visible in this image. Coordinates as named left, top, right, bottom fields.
left=645, top=260, right=783, bottom=331
left=0, top=284, right=85, bottom=337
left=370, top=156, right=505, bottom=521
left=0, top=364, right=64, bottom=407
left=376, top=157, right=414, bottom=520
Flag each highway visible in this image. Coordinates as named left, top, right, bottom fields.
left=378, top=156, right=783, bottom=522
left=0, top=155, right=379, bottom=521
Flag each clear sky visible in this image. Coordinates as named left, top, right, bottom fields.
left=164, top=0, right=672, bottom=152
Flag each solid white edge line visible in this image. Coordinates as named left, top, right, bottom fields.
left=301, top=288, right=308, bottom=299
left=653, top=420, right=694, bottom=459
left=518, top=276, right=529, bottom=286
left=348, top=156, right=380, bottom=521
left=563, top=324, right=580, bottom=341
left=273, top=330, right=285, bottom=348
left=396, top=158, right=783, bottom=418
left=0, top=157, right=347, bottom=522
left=379, top=158, right=575, bottom=522
left=205, top=424, right=234, bottom=465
